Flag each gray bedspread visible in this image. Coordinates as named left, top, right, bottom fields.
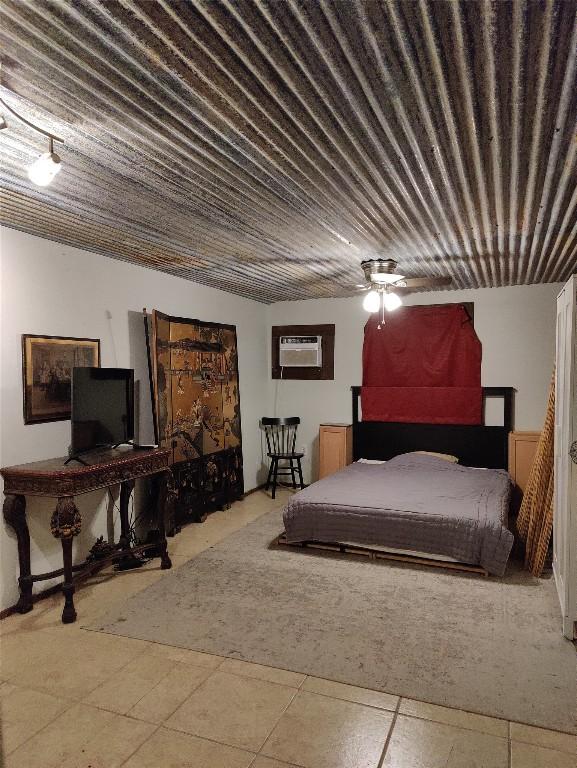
left=283, top=453, right=513, bottom=576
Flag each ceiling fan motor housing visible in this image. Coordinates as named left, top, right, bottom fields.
left=361, top=258, right=404, bottom=286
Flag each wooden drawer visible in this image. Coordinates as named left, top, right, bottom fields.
left=319, top=424, right=353, bottom=480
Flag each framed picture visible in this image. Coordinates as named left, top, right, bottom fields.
left=22, top=335, right=101, bottom=424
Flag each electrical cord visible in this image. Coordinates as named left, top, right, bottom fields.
left=107, top=486, right=152, bottom=566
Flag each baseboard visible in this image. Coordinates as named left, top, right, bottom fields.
left=243, top=483, right=308, bottom=496
left=0, top=582, right=63, bottom=620
left=242, top=483, right=266, bottom=497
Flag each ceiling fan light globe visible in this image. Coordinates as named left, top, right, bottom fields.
left=362, top=290, right=380, bottom=313
left=383, top=292, right=403, bottom=312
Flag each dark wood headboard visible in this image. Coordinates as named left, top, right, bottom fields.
left=351, top=386, right=515, bottom=470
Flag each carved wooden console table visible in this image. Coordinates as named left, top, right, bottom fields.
left=1, top=447, right=173, bottom=624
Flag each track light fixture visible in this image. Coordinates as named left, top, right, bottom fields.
left=27, top=137, right=61, bottom=186
left=0, top=94, right=64, bottom=187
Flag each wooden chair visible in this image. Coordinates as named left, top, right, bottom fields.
left=260, top=417, right=305, bottom=499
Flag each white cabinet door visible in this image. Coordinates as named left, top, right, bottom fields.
left=554, top=276, right=577, bottom=640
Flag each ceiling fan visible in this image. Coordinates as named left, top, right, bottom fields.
left=357, top=258, right=452, bottom=317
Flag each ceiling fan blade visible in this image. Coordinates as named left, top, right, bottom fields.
left=398, top=275, right=453, bottom=290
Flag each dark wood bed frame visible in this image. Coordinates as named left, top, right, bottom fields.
left=277, top=386, right=515, bottom=576
left=351, top=386, right=515, bottom=470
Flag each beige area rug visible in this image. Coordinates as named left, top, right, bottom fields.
left=88, top=508, right=577, bottom=734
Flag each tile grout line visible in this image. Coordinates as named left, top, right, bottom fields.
left=381, top=695, right=577, bottom=742
left=75, top=643, right=175, bottom=710
left=85, top=672, right=207, bottom=723
left=157, top=720, right=270, bottom=759
left=377, top=695, right=402, bottom=768
left=394, top=708, right=509, bottom=739
left=249, top=753, right=307, bottom=768
left=215, top=665, right=305, bottom=690
left=123, top=655, right=224, bottom=716
left=77, top=633, right=226, bottom=712
left=247, top=752, right=297, bottom=768
left=94, top=677, right=397, bottom=764
left=507, top=738, right=577, bottom=755
left=117, top=723, right=163, bottom=768
left=256, top=684, right=301, bottom=757
left=506, top=718, right=577, bottom=742
left=296, top=682, right=398, bottom=712
left=5, top=695, right=119, bottom=762
left=4, top=697, right=78, bottom=758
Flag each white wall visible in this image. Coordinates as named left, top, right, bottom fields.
left=266, top=284, right=561, bottom=483
left=0, top=227, right=268, bottom=611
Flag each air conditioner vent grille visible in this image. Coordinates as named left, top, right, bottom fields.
left=279, top=335, right=322, bottom=367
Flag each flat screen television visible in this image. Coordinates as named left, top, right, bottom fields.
left=71, top=367, right=134, bottom=456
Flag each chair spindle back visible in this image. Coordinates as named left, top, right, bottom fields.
left=260, top=417, right=300, bottom=456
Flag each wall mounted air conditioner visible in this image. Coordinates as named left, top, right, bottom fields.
left=279, top=335, right=322, bottom=367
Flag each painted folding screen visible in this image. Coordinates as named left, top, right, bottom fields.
left=151, top=310, right=242, bottom=463
left=361, top=304, right=482, bottom=425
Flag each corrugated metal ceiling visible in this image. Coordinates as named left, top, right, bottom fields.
left=0, top=0, right=576, bottom=303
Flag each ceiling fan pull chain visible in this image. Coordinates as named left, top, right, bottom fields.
left=377, top=292, right=386, bottom=330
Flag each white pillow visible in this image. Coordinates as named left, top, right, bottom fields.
left=415, top=451, right=459, bottom=463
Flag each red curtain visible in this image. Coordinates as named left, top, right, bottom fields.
left=361, top=304, right=482, bottom=424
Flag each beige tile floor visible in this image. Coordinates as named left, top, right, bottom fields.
left=1, top=489, right=576, bottom=767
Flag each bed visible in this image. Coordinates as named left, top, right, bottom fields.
left=279, top=387, right=515, bottom=576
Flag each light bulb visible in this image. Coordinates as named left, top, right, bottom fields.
left=362, top=290, right=380, bottom=313
left=27, top=151, right=61, bottom=187
left=383, top=291, right=403, bottom=312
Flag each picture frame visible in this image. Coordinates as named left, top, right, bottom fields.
left=22, top=334, right=101, bottom=424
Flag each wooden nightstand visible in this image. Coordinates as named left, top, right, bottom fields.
left=508, top=431, right=541, bottom=494
left=319, top=424, right=353, bottom=479
left=508, top=431, right=541, bottom=515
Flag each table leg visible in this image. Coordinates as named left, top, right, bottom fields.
left=157, top=472, right=173, bottom=570
left=60, top=536, right=76, bottom=624
left=119, top=480, right=135, bottom=552
left=3, top=494, right=33, bottom=613
left=117, top=480, right=142, bottom=570
left=50, top=497, right=81, bottom=624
